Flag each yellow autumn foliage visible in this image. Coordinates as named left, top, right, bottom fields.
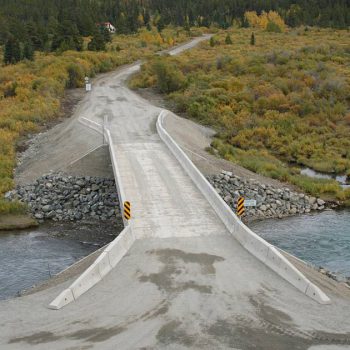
left=245, top=11, right=286, bottom=32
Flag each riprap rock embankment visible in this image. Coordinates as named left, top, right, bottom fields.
left=207, top=170, right=330, bottom=221
left=6, top=173, right=120, bottom=222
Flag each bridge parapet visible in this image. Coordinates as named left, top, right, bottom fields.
left=49, top=121, right=134, bottom=310
left=156, top=110, right=330, bottom=305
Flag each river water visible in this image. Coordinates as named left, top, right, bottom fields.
left=0, top=222, right=119, bottom=300
left=249, top=209, right=350, bottom=279
left=300, top=168, right=350, bottom=188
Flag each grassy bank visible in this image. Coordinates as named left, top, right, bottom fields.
left=130, top=27, right=350, bottom=201
left=0, top=27, right=198, bottom=214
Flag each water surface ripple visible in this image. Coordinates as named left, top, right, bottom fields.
left=0, top=229, right=95, bottom=300
left=250, top=209, right=350, bottom=279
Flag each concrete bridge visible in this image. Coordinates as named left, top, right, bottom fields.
left=1, top=37, right=350, bottom=350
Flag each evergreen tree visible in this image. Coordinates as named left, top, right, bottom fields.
left=157, top=17, right=165, bottom=32
left=209, top=36, right=216, bottom=47
left=0, top=0, right=349, bottom=52
left=88, top=30, right=106, bottom=51
left=12, top=38, right=21, bottom=62
left=225, top=34, right=233, bottom=44
left=23, top=41, right=34, bottom=60
left=144, top=9, right=151, bottom=25
left=102, top=27, right=112, bottom=43
left=250, top=32, right=255, bottom=46
left=51, top=21, right=83, bottom=52
left=184, top=20, right=191, bottom=34
left=25, top=22, right=44, bottom=51
left=4, top=38, right=13, bottom=64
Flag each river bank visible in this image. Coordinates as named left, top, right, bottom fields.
left=208, top=170, right=335, bottom=222
left=5, top=173, right=121, bottom=223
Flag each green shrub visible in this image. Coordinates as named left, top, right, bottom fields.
left=152, top=59, right=186, bottom=93
left=0, top=199, right=27, bottom=215
left=225, top=34, right=233, bottom=45
left=266, top=21, right=282, bottom=33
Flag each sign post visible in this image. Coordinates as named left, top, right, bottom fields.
left=85, top=77, right=91, bottom=92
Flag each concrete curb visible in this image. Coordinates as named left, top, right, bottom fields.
left=49, top=226, right=135, bottom=310
left=48, top=123, right=134, bottom=310
left=105, top=129, right=129, bottom=227
left=79, top=117, right=104, bottom=135
left=157, top=110, right=330, bottom=305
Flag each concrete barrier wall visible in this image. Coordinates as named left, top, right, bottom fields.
left=105, top=129, right=129, bottom=227
left=79, top=117, right=104, bottom=135
left=157, top=110, right=330, bottom=305
left=49, top=226, right=135, bottom=310
left=49, top=123, right=135, bottom=310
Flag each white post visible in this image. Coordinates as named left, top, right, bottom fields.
left=85, top=77, right=91, bottom=92
left=103, top=115, right=108, bottom=145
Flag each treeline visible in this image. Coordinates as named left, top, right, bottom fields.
left=0, top=0, right=349, bottom=55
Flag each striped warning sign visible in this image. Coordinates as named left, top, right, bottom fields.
left=124, top=201, right=131, bottom=220
left=237, top=197, right=245, bottom=217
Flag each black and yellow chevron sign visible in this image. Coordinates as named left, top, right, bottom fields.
left=237, top=197, right=245, bottom=217
left=124, top=201, right=131, bottom=220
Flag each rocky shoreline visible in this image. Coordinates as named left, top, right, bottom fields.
left=5, top=170, right=335, bottom=224
left=207, top=170, right=335, bottom=221
left=5, top=173, right=121, bottom=223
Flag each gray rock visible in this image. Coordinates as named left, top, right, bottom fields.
left=46, top=211, right=56, bottom=219
left=317, top=198, right=326, bottom=206
left=76, top=180, right=85, bottom=187
left=42, top=205, right=52, bottom=212
left=289, top=208, right=297, bottom=214
left=74, top=212, right=83, bottom=220
left=309, top=197, right=317, bottom=205
left=260, top=205, right=267, bottom=211
left=91, top=184, right=99, bottom=192
left=224, top=195, right=232, bottom=204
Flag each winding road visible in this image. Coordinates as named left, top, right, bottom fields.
left=1, top=37, right=350, bottom=350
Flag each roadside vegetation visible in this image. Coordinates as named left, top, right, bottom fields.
left=0, top=27, right=193, bottom=214
left=130, top=24, right=350, bottom=202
